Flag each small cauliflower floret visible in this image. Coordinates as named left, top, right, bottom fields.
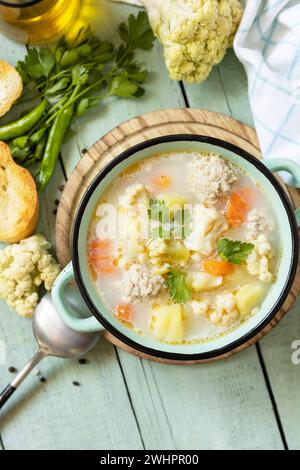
left=126, top=240, right=145, bottom=257
left=236, top=282, right=266, bottom=317
left=0, top=234, right=60, bottom=317
left=186, top=154, right=237, bottom=206
left=142, top=0, right=243, bottom=83
left=209, top=292, right=239, bottom=327
left=41, top=263, right=61, bottom=291
left=117, top=240, right=145, bottom=270
left=186, top=300, right=210, bottom=318
left=14, top=274, right=32, bottom=297
left=148, top=238, right=190, bottom=267
left=119, top=183, right=149, bottom=216
left=184, top=204, right=228, bottom=255
left=246, top=209, right=273, bottom=240
left=118, top=184, right=150, bottom=239
left=149, top=304, right=184, bottom=343
left=186, top=272, right=223, bottom=291
left=121, top=263, right=164, bottom=304
left=11, top=293, right=39, bottom=318
left=246, top=234, right=273, bottom=283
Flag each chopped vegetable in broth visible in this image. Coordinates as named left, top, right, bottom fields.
left=87, top=151, right=278, bottom=344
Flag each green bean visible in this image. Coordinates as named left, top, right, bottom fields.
left=34, top=131, right=48, bottom=161
left=37, top=105, right=74, bottom=192
left=22, top=132, right=48, bottom=169
left=0, top=100, right=48, bottom=141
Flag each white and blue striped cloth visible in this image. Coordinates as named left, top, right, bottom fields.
left=235, top=0, right=300, bottom=168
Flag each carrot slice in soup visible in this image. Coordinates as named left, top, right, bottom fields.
left=89, top=255, right=115, bottom=274
left=226, top=188, right=253, bottom=227
left=203, top=259, right=235, bottom=276
left=89, top=239, right=111, bottom=252
left=153, top=175, right=171, bottom=188
left=88, top=239, right=115, bottom=274
left=115, top=304, right=133, bottom=322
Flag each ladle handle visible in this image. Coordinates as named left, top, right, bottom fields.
left=0, top=350, right=46, bottom=410
left=0, top=385, right=16, bottom=409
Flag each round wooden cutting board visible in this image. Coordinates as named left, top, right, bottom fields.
left=56, top=108, right=300, bottom=364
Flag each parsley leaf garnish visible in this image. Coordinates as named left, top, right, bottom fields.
left=17, top=47, right=55, bottom=80
left=71, top=65, right=90, bottom=86
left=109, top=73, right=139, bottom=98
left=217, top=238, right=254, bottom=265
left=165, top=269, right=191, bottom=304
left=118, top=11, right=155, bottom=51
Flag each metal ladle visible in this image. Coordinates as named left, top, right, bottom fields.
left=0, top=291, right=100, bottom=410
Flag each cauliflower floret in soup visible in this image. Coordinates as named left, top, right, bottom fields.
left=209, top=292, right=239, bottom=327
left=246, top=234, right=273, bottom=283
left=184, top=204, right=229, bottom=255
left=119, top=184, right=149, bottom=215
left=118, top=183, right=150, bottom=239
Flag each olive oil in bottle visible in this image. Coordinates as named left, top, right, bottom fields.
left=0, top=0, right=109, bottom=44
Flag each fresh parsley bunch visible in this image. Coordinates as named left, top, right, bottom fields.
left=5, top=12, right=155, bottom=191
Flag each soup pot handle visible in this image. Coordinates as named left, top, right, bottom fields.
left=263, top=158, right=300, bottom=226
left=52, top=262, right=105, bottom=333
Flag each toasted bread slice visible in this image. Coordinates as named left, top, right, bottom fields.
left=0, top=141, right=39, bottom=243
left=0, top=60, right=23, bottom=118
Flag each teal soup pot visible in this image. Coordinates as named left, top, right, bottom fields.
left=52, top=135, right=300, bottom=361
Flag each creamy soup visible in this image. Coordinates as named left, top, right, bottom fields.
left=87, top=152, right=278, bottom=344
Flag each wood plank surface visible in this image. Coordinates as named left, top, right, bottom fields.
left=184, top=51, right=300, bottom=451
left=0, top=23, right=143, bottom=449
left=118, top=348, right=284, bottom=450
left=0, top=1, right=298, bottom=450
left=58, top=3, right=284, bottom=450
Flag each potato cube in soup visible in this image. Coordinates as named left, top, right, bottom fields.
left=149, top=304, right=184, bottom=343
left=236, top=282, right=267, bottom=317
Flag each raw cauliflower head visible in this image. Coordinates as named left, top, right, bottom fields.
left=0, top=234, right=61, bottom=317
left=141, top=0, right=243, bottom=83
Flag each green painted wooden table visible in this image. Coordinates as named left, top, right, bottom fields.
left=1, top=2, right=300, bottom=451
